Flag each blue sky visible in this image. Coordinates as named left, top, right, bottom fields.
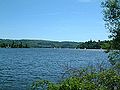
left=0, top=0, right=109, bottom=42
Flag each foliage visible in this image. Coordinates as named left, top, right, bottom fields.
left=31, top=69, right=120, bottom=90
left=31, top=80, right=50, bottom=90
left=0, top=39, right=80, bottom=48
left=108, top=51, right=120, bottom=65
left=76, top=40, right=101, bottom=49
left=0, top=39, right=111, bottom=49
left=0, top=39, right=29, bottom=48
left=102, top=0, right=120, bottom=50
left=102, top=0, right=120, bottom=67
left=76, top=40, right=112, bottom=49
left=100, top=40, right=111, bottom=50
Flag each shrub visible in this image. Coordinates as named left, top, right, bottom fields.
left=31, top=69, right=120, bottom=90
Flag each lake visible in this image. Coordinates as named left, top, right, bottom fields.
left=0, top=48, right=109, bottom=90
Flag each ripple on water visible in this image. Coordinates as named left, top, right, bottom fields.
left=0, top=48, right=109, bottom=90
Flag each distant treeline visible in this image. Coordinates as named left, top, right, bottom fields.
left=76, top=40, right=111, bottom=49
left=0, top=39, right=79, bottom=48
left=0, top=39, right=111, bottom=49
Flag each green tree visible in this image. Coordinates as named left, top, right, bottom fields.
left=102, top=0, right=120, bottom=66
left=102, top=0, right=120, bottom=50
left=19, top=42, right=23, bottom=48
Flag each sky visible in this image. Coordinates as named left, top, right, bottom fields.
left=0, top=0, right=109, bottom=42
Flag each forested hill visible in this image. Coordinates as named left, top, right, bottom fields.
left=0, top=39, right=80, bottom=48
left=0, top=39, right=110, bottom=49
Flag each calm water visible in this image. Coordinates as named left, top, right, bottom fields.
left=0, top=48, right=109, bottom=90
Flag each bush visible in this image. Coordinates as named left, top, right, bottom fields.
left=31, top=69, right=120, bottom=90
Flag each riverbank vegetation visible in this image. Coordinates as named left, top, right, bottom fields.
left=31, top=65, right=120, bottom=90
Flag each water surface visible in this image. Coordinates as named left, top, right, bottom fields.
left=0, top=48, right=109, bottom=90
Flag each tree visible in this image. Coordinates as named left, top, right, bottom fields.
left=102, top=0, right=120, bottom=66
left=19, top=42, right=23, bottom=48
left=102, top=0, right=120, bottom=50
